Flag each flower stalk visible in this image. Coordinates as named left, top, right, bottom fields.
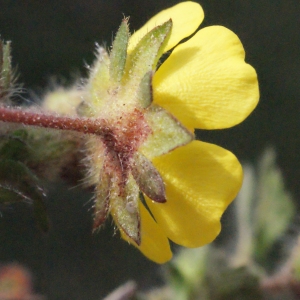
left=0, top=106, right=109, bottom=136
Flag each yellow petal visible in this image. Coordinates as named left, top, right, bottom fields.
left=128, top=2, right=204, bottom=53
left=153, top=26, right=259, bottom=129
left=146, top=140, right=242, bottom=247
left=120, top=203, right=172, bottom=263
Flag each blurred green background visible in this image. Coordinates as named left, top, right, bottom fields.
left=0, top=1, right=299, bottom=299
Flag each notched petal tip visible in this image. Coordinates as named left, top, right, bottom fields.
left=153, top=25, right=259, bottom=129
left=148, top=140, right=243, bottom=247
left=128, top=1, right=204, bottom=53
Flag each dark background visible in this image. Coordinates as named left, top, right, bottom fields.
left=0, top=1, right=299, bottom=299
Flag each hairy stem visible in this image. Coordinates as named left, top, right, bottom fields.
left=0, top=106, right=108, bottom=135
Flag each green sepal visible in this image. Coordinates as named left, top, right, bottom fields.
left=0, top=159, right=49, bottom=232
left=125, top=19, right=172, bottom=89
left=140, top=105, right=194, bottom=159
left=84, top=136, right=109, bottom=229
left=136, top=71, right=153, bottom=108
left=111, top=174, right=141, bottom=245
left=109, top=18, right=130, bottom=84
left=87, top=47, right=110, bottom=110
left=131, top=151, right=166, bottom=203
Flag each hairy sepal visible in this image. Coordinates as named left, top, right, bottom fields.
left=136, top=71, right=153, bottom=108
left=140, top=105, right=194, bottom=159
left=124, top=20, right=173, bottom=92
left=86, top=47, right=110, bottom=111
left=93, top=169, right=111, bottom=229
left=131, top=152, right=166, bottom=203
left=110, top=174, right=141, bottom=245
left=109, top=18, right=130, bottom=84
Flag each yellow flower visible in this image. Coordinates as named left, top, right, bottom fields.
left=72, top=1, right=260, bottom=264
left=120, top=1, right=259, bottom=263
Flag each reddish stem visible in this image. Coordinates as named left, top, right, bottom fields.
left=0, top=106, right=108, bottom=135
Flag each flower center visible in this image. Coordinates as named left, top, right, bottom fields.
left=100, top=108, right=152, bottom=190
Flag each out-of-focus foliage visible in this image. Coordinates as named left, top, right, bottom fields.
left=254, top=148, right=295, bottom=261
left=0, top=126, right=81, bottom=230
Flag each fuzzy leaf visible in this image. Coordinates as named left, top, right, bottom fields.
left=109, top=19, right=130, bottom=84
left=131, top=151, right=166, bottom=203
left=139, top=105, right=194, bottom=159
